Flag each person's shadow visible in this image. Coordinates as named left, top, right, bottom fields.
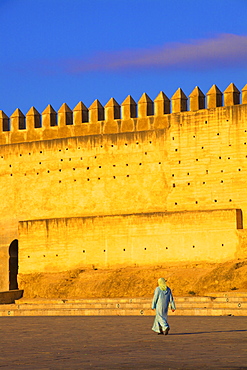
left=171, top=329, right=247, bottom=335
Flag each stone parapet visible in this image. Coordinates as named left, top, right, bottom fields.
left=0, top=83, right=246, bottom=145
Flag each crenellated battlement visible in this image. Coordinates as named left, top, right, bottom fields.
left=0, top=83, right=247, bottom=146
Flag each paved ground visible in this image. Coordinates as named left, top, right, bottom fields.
left=0, top=316, right=246, bottom=369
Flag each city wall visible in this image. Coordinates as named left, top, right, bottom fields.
left=1, top=83, right=247, bottom=290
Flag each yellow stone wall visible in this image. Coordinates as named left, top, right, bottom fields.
left=0, top=83, right=247, bottom=289
left=18, top=209, right=242, bottom=274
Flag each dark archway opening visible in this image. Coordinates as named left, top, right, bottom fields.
left=9, top=239, right=18, bottom=290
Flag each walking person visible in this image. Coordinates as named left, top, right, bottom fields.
left=152, top=278, right=176, bottom=335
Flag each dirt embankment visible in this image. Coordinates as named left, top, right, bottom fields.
left=18, top=259, right=247, bottom=299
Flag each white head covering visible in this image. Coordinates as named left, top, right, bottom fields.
left=158, top=278, right=167, bottom=291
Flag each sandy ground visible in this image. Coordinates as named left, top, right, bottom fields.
left=18, top=258, right=247, bottom=298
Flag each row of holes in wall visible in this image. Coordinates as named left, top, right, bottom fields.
left=2, top=132, right=247, bottom=159
left=1, top=125, right=247, bottom=158
left=6, top=161, right=163, bottom=177
left=6, top=163, right=245, bottom=179
left=27, top=244, right=225, bottom=258
left=6, top=150, right=247, bottom=168
left=171, top=127, right=247, bottom=141
left=0, top=141, right=154, bottom=159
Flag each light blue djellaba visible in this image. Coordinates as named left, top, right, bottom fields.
left=151, top=278, right=176, bottom=335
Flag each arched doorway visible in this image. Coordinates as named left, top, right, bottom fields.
left=9, top=239, right=18, bottom=290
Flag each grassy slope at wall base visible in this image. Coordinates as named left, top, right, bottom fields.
left=18, top=258, right=247, bottom=299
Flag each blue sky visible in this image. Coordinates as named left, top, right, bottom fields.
left=1, top=0, right=247, bottom=116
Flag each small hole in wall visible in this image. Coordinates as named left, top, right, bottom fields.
left=111, top=144, right=114, bottom=147
left=126, top=164, right=128, bottom=166
left=59, top=180, right=61, bottom=183
left=29, top=153, right=31, bottom=155
left=123, top=249, right=126, bottom=251
left=39, top=162, right=42, bottom=164
left=74, top=179, right=76, bottom=182
left=195, top=201, right=198, bottom=204
left=145, top=152, right=147, bottom=155
left=87, top=178, right=90, bottom=181
left=178, top=160, right=181, bottom=164
left=144, top=248, right=147, bottom=250
left=172, top=137, right=174, bottom=140
left=217, top=133, right=220, bottom=136
left=166, top=247, right=168, bottom=250
left=187, top=173, right=190, bottom=176
left=203, top=182, right=205, bottom=184
left=69, top=158, right=71, bottom=161
left=87, top=167, right=89, bottom=170
left=113, top=176, right=116, bottom=179
left=205, top=121, right=207, bottom=124
left=24, top=173, right=26, bottom=176
left=228, top=157, right=231, bottom=160
left=78, top=147, right=81, bottom=150
left=219, top=157, right=221, bottom=159
left=9, top=165, right=11, bottom=167
left=196, top=159, right=198, bottom=161
left=172, top=174, right=174, bottom=177
left=201, top=147, right=204, bottom=149
left=98, top=177, right=100, bottom=180
left=188, top=183, right=190, bottom=185
left=175, top=148, right=178, bottom=152
left=61, top=159, right=63, bottom=161
left=59, top=169, right=62, bottom=172
left=80, top=157, right=83, bottom=160
left=83, top=250, right=85, bottom=253
left=99, top=166, right=101, bottom=168
left=149, top=141, right=152, bottom=144
left=159, top=162, right=161, bottom=164
left=136, top=142, right=139, bottom=145
left=229, top=144, right=231, bottom=146
left=221, top=170, right=224, bottom=172
left=36, top=173, right=39, bottom=175
left=66, top=148, right=68, bottom=151
left=173, top=183, right=176, bottom=187
left=94, top=156, right=97, bottom=158
left=59, top=149, right=61, bottom=152
left=193, top=135, right=196, bottom=138
left=238, top=168, right=241, bottom=171
left=126, top=175, right=129, bottom=177
left=10, top=174, right=12, bottom=176
left=192, top=246, right=195, bottom=248
left=43, top=255, right=46, bottom=257
left=73, top=168, right=76, bottom=171
left=56, top=254, right=58, bottom=257
left=125, top=143, right=128, bottom=146
left=139, top=163, right=142, bottom=165
left=28, top=256, right=30, bottom=258
left=222, top=244, right=224, bottom=247
left=221, top=180, right=224, bottom=183
left=113, top=164, right=116, bottom=167
left=100, top=145, right=103, bottom=148
left=40, top=151, right=43, bottom=153
left=175, top=202, right=177, bottom=205
left=214, top=199, right=217, bottom=202
left=229, top=199, right=232, bottom=202
left=244, top=143, right=246, bottom=145
left=47, top=170, right=50, bottom=173
left=103, top=250, right=106, bottom=252
left=20, top=154, right=22, bottom=157
left=206, top=170, right=208, bottom=174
